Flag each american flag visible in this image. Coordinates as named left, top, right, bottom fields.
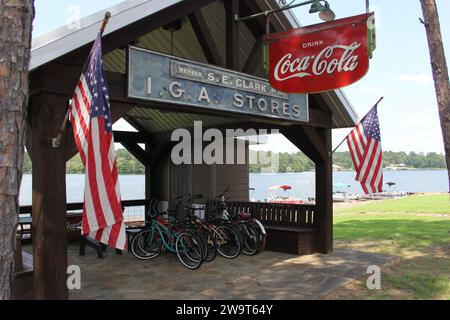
left=69, top=34, right=127, bottom=250
left=346, top=106, right=383, bottom=194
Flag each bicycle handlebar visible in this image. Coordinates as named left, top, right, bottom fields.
left=216, top=186, right=231, bottom=199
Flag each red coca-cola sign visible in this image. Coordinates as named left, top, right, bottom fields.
left=264, top=13, right=374, bottom=94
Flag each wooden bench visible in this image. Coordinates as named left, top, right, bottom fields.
left=226, top=202, right=318, bottom=256
left=79, top=225, right=144, bottom=258
left=15, top=235, right=33, bottom=276
left=18, top=216, right=32, bottom=240
left=264, top=225, right=317, bottom=255
left=14, top=240, right=34, bottom=300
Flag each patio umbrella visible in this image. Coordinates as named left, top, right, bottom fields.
left=268, top=185, right=292, bottom=192
left=386, top=182, right=396, bottom=187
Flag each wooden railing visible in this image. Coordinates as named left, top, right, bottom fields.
left=19, top=199, right=148, bottom=215
left=227, top=202, right=317, bottom=228
left=20, top=199, right=317, bottom=229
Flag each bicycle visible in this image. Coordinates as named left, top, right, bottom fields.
left=173, top=194, right=216, bottom=262
left=180, top=194, right=241, bottom=260
left=214, top=187, right=267, bottom=255
left=130, top=208, right=204, bottom=270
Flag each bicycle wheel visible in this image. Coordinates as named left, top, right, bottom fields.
left=181, top=226, right=209, bottom=262
left=237, top=222, right=259, bottom=256
left=131, top=230, right=162, bottom=260
left=175, top=231, right=204, bottom=270
left=215, top=225, right=241, bottom=259
left=202, top=228, right=217, bottom=262
left=251, top=219, right=267, bottom=253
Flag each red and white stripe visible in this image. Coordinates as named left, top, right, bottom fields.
left=346, top=124, right=383, bottom=195
left=346, top=123, right=367, bottom=171
left=70, top=76, right=92, bottom=165
left=69, top=75, right=127, bottom=251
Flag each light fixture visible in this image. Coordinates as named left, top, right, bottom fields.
left=235, top=0, right=337, bottom=23
left=309, top=0, right=336, bottom=22
left=309, top=0, right=324, bottom=13
left=319, top=2, right=336, bottom=22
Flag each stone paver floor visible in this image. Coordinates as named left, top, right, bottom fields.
left=68, top=245, right=399, bottom=300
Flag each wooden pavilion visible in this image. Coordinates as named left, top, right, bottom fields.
left=24, top=0, right=358, bottom=299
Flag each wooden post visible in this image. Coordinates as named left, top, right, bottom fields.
left=150, top=163, right=159, bottom=199
left=31, top=93, right=68, bottom=300
left=315, top=128, right=333, bottom=254
left=145, top=143, right=152, bottom=217
left=225, top=0, right=240, bottom=69
left=281, top=125, right=333, bottom=254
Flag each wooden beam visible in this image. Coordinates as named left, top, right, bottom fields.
left=123, top=115, right=152, bottom=136
left=113, top=131, right=151, bottom=145
left=311, top=94, right=332, bottom=114
left=30, top=63, right=134, bottom=161
left=281, top=126, right=324, bottom=163
left=120, top=140, right=152, bottom=167
left=300, top=126, right=328, bottom=162
left=242, top=40, right=261, bottom=73
left=308, top=109, right=332, bottom=129
left=31, top=62, right=332, bottom=130
left=30, top=93, right=68, bottom=300
left=315, top=127, right=333, bottom=254
left=240, top=1, right=277, bottom=39
left=150, top=142, right=170, bottom=166
left=239, top=0, right=277, bottom=37
left=30, top=63, right=129, bottom=103
left=188, top=9, right=224, bottom=66
left=225, top=0, right=240, bottom=69
left=248, top=0, right=290, bottom=32
left=57, top=0, right=219, bottom=66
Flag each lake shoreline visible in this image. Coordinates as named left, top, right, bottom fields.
left=21, top=168, right=447, bottom=175
left=250, top=168, right=447, bottom=174
left=19, top=170, right=449, bottom=206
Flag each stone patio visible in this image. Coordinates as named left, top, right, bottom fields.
left=66, top=244, right=399, bottom=300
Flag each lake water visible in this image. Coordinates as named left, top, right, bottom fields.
left=19, top=170, right=448, bottom=205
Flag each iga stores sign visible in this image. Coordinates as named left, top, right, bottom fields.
left=264, top=13, right=376, bottom=94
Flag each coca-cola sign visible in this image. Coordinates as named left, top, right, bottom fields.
left=264, top=13, right=374, bottom=94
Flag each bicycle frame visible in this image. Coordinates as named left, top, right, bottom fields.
left=144, top=218, right=190, bottom=254
left=186, top=213, right=229, bottom=245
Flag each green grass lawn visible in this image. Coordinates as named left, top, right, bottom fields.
left=331, top=193, right=450, bottom=300
left=335, top=193, right=450, bottom=214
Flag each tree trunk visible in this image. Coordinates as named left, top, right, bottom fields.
left=0, top=0, right=34, bottom=300
left=420, top=0, right=450, bottom=191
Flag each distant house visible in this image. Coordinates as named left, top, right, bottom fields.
left=333, top=164, right=345, bottom=171
left=386, top=163, right=408, bottom=171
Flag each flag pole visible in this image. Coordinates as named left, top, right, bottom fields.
left=52, top=12, right=112, bottom=149
left=331, top=96, right=384, bottom=154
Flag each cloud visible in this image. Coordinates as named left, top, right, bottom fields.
left=399, top=73, right=433, bottom=86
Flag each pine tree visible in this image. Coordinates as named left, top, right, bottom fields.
left=420, top=0, right=450, bottom=190
left=0, top=0, right=34, bottom=300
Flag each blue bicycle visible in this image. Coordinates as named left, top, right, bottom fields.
left=131, top=211, right=204, bottom=270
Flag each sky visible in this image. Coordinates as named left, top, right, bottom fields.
left=32, top=0, right=450, bottom=154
